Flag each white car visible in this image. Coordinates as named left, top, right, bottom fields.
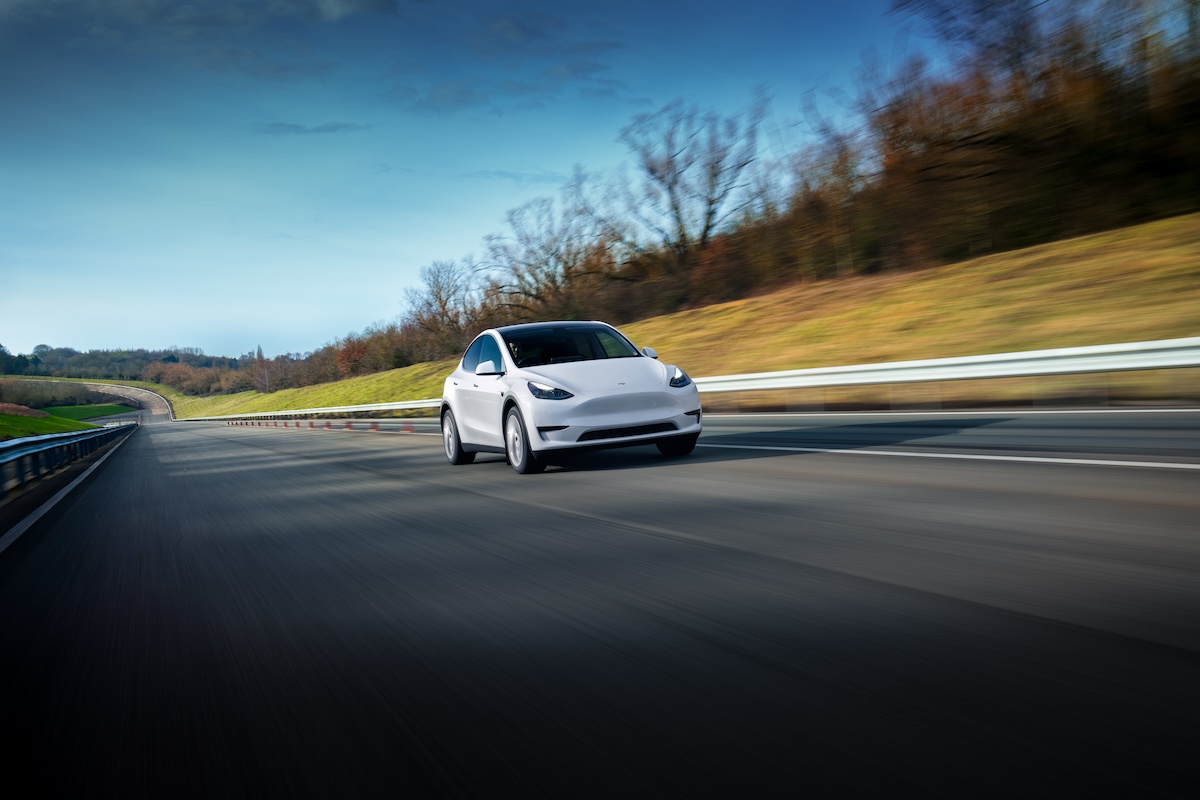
left=440, top=321, right=702, bottom=473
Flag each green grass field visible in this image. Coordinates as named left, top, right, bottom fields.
left=0, top=414, right=98, bottom=441
left=44, top=404, right=136, bottom=421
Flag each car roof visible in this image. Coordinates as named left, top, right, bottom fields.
left=493, top=320, right=610, bottom=334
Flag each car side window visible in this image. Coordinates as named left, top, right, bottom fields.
left=479, top=335, right=503, bottom=372
left=461, top=337, right=484, bottom=373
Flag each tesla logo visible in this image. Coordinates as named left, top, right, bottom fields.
left=618, top=382, right=626, bottom=386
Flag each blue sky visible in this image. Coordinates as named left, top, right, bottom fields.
left=1, top=0, right=907, bottom=358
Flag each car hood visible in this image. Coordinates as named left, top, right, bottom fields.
left=521, top=357, right=671, bottom=394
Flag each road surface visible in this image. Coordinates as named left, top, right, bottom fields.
left=1, top=412, right=1197, bottom=797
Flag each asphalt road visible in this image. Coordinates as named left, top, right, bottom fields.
left=1, top=412, right=1198, bottom=798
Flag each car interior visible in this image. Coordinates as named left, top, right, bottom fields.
left=505, top=327, right=639, bottom=367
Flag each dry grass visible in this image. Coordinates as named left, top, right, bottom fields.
left=169, top=212, right=1200, bottom=418
left=623, top=213, right=1200, bottom=376
left=0, top=403, right=49, bottom=418
left=171, top=360, right=454, bottom=418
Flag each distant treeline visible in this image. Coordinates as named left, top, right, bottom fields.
left=0, top=379, right=120, bottom=410
left=5, top=0, right=1198, bottom=397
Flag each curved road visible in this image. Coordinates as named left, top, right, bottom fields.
left=1, top=411, right=1197, bottom=797
left=8, top=378, right=174, bottom=423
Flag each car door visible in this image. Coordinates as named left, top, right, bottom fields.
left=450, top=337, right=484, bottom=445
left=459, top=333, right=506, bottom=447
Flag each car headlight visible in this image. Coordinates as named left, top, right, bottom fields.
left=669, top=367, right=692, bottom=388
left=528, top=381, right=574, bottom=400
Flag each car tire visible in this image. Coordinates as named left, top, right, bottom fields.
left=657, top=433, right=698, bottom=457
left=442, top=409, right=475, bottom=465
left=505, top=407, right=545, bottom=474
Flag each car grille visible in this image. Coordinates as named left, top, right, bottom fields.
left=577, top=422, right=677, bottom=442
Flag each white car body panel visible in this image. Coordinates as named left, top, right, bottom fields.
left=441, top=321, right=702, bottom=462
left=459, top=373, right=505, bottom=447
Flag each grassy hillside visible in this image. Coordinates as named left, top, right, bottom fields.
left=169, top=361, right=453, bottom=418
left=44, top=404, right=136, bottom=420
left=28, top=212, right=1200, bottom=420
left=0, top=414, right=98, bottom=440
left=622, top=212, right=1200, bottom=377
left=176, top=212, right=1199, bottom=417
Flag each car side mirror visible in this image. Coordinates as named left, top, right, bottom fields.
left=641, top=346, right=658, bottom=359
left=475, top=360, right=503, bottom=376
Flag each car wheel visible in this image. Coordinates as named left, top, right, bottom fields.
left=657, top=433, right=698, bottom=457
left=505, top=407, right=544, bottom=474
left=442, top=409, right=475, bottom=465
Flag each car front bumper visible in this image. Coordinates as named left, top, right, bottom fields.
left=521, top=389, right=702, bottom=453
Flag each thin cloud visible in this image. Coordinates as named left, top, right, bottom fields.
left=465, top=169, right=568, bottom=188
left=474, top=13, right=621, bottom=62
left=579, top=78, right=631, bottom=101
left=463, top=13, right=626, bottom=108
left=255, top=121, right=374, bottom=135
left=408, top=81, right=490, bottom=114
left=310, top=0, right=404, bottom=21
left=481, top=14, right=568, bottom=50
left=201, top=47, right=337, bottom=80
left=471, top=13, right=619, bottom=65
left=568, top=40, right=624, bottom=59
left=1, top=0, right=403, bottom=27
left=539, top=60, right=608, bottom=86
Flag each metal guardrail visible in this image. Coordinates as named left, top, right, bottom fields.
left=186, top=398, right=443, bottom=421
left=175, top=337, right=1200, bottom=422
left=694, top=336, right=1200, bottom=393
left=1, top=424, right=138, bottom=495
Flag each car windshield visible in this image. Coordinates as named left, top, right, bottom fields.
left=501, top=325, right=640, bottom=368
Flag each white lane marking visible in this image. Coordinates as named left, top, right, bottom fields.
left=235, top=420, right=1198, bottom=469
left=0, top=432, right=137, bottom=555
left=230, top=426, right=441, bottom=436
left=365, top=424, right=1197, bottom=470
left=342, top=430, right=440, bottom=436
left=696, top=443, right=1200, bottom=471
left=706, top=408, right=1199, bottom=417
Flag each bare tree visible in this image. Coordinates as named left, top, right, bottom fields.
left=253, top=345, right=271, bottom=393
left=487, top=173, right=618, bottom=321
left=616, top=97, right=766, bottom=283
left=891, top=0, right=1047, bottom=81
left=402, top=259, right=484, bottom=357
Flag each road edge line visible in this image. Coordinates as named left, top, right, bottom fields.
left=704, top=408, right=1199, bottom=417
left=0, top=430, right=137, bottom=556
left=695, top=442, right=1200, bottom=470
